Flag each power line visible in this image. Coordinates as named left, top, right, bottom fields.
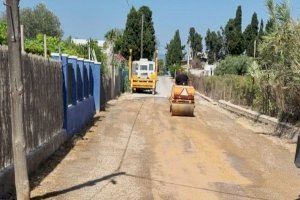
left=125, top=0, right=130, bottom=8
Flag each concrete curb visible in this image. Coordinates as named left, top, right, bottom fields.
left=218, top=100, right=299, bottom=141
left=196, top=92, right=217, bottom=105
left=0, top=129, right=68, bottom=195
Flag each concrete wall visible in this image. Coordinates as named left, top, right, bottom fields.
left=0, top=47, right=65, bottom=193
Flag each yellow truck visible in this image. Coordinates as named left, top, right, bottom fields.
left=128, top=49, right=158, bottom=95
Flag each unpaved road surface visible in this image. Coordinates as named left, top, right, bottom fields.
left=31, top=76, right=300, bottom=200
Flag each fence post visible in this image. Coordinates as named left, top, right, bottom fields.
left=44, top=34, right=47, bottom=58
left=20, top=24, right=24, bottom=53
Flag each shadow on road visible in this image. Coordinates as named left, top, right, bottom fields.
left=31, top=172, right=125, bottom=200
left=29, top=115, right=101, bottom=196
left=123, top=173, right=270, bottom=200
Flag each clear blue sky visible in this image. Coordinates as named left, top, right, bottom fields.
left=1, top=0, right=300, bottom=54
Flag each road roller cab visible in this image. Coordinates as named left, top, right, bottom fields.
left=169, top=83, right=195, bottom=116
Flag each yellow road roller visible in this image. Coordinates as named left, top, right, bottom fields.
left=169, top=84, right=195, bottom=116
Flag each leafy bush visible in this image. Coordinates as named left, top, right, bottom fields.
left=215, top=55, right=254, bottom=76
left=169, top=64, right=182, bottom=78
left=257, top=0, right=300, bottom=123
left=0, top=21, right=7, bottom=45
left=190, top=74, right=279, bottom=117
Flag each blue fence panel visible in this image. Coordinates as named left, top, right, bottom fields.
left=51, top=53, right=97, bottom=135
left=93, top=62, right=101, bottom=111
left=83, top=60, right=90, bottom=98
left=76, top=59, right=84, bottom=101
left=68, top=56, right=77, bottom=105
left=89, top=61, right=94, bottom=97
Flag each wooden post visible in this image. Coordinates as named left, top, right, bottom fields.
left=140, top=14, right=144, bottom=59
left=44, top=34, right=47, bottom=58
left=20, top=24, right=24, bottom=53
left=6, top=0, right=30, bottom=199
left=88, top=38, right=91, bottom=60
left=155, top=49, right=158, bottom=75
left=128, top=49, right=132, bottom=81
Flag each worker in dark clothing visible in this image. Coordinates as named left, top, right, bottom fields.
left=175, top=71, right=189, bottom=85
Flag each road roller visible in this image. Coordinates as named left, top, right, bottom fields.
left=169, top=84, right=195, bottom=116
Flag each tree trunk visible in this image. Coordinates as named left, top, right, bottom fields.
left=6, top=0, right=30, bottom=199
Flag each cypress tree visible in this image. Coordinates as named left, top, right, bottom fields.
left=224, top=5, right=244, bottom=55
left=166, top=30, right=184, bottom=66
left=138, top=6, right=156, bottom=59
left=258, top=19, right=264, bottom=39
left=121, top=7, right=141, bottom=60
left=205, top=29, right=223, bottom=64
left=243, top=12, right=259, bottom=57
left=188, top=27, right=203, bottom=58
left=235, top=6, right=242, bottom=33
left=194, top=32, right=203, bottom=56
left=121, top=6, right=156, bottom=60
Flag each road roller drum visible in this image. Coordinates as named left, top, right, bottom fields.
left=169, top=85, right=195, bottom=116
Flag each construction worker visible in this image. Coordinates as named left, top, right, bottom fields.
left=175, top=69, right=189, bottom=85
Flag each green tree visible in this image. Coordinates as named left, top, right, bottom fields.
left=0, top=20, right=7, bottom=45
left=235, top=6, right=242, bottom=32
left=258, top=0, right=300, bottom=121
left=105, top=28, right=124, bottom=53
left=243, top=12, right=259, bottom=57
left=121, top=6, right=156, bottom=60
left=224, top=5, right=244, bottom=55
left=265, top=19, right=275, bottom=33
left=166, top=30, right=184, bottom=67
left=20, top=3, right=63, bottom=39
left=139, top=6, right=156, bottom=59
left=205, top=29, right=223, bottom=64
left=258, top=19, right=264, bottom=40
left=188, top=27, right=203, bottom=58
left=121, top=7, right=140, bottom=60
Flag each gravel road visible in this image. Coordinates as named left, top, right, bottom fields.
left=31, top=76, right=300, bottom=200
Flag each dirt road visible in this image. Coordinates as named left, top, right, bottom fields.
left=31, top=76, right=300, bottom=200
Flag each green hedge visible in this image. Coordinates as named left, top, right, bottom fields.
left=191, top=74, right=300, bottom=123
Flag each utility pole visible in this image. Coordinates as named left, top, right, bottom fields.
left=5, top=0, right=30, bottom=199
left=187, top=41, right=190, bottom=69
left=128, top=49, right=132, bottom=81
left=140, top=14, right=144, bottom=59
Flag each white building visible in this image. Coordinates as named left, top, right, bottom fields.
left=71, top=38, right=105, bottom=48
